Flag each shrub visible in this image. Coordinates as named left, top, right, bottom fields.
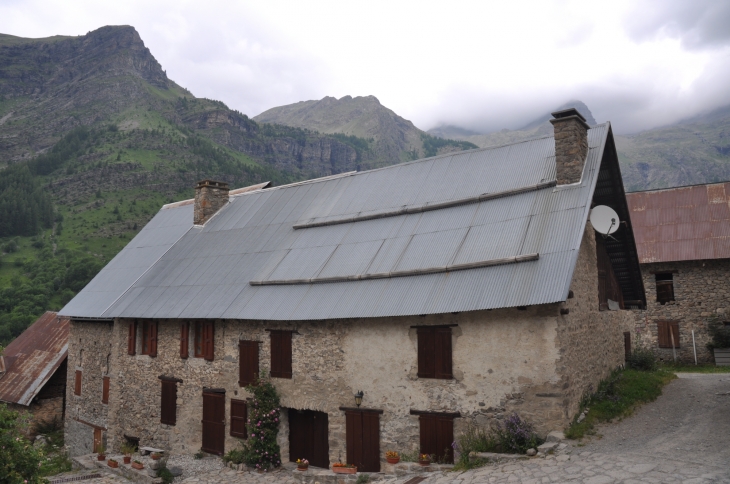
left=494, top=414, right=544, bottom=454
left=626, top=347, right=657, bottom=371
left=239, top=377, right=282, bottom=471
left=707, top=316, right=730, bottom=350
left=0, top=403, right=45, bottom=484
left=157, top=466, right=173, bottom=484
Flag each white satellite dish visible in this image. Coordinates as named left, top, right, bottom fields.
left=590, top=205, right=620, bottom=236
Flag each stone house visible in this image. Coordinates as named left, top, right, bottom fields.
left=626, top=182, right=730, bottom=363
left=60, top=109, right=645, bottom=470
left=0, top=311, right=69, bottom=437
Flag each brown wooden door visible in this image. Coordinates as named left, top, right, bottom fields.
left=202, top=391, right=225, bottom=455
left=289, top=409, right=329, bottom=468
left=419, top=414, right=454, bottom=463
left=93, top=428, right=103, bottom=454
left=345, top=410, right=380, bottom=472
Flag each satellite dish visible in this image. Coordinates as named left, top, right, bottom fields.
left=590, top=205, right=620, bottom=236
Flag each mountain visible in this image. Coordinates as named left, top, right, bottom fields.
left=254, top=95, right=477, bottom=163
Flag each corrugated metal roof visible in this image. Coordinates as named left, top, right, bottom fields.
left=61, top=125, right=613, bottom=320
left=0, top=312, right=69, bottom=406
left=627, top=182, right=730, bottom=263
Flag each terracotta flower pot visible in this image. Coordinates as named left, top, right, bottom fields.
left=332, top=466, right=357, bottom=474
left=108, top=460, right=119, bottom=468
left=123, top=456, right=131, bottom=464
left=418, top=460, right=431, bottom=467
left=386, top=457, right=400, bottom=464
left=151, top=454, right=161, bottom=460
left=97, top=454, right=106, bottom=461
left=297, top=465, right=309, bottom=471
left=131, top=462, right=144, bottom=470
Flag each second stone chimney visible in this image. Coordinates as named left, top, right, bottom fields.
left=550, top=108, right=590, bottom=185
left=194, top=180, right=229, bottom=225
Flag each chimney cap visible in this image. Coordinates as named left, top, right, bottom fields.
left=551, top=108, right=587, bottom=123
left=196, top=180, right=229, bottom=190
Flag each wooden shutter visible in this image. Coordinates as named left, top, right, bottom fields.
left=657, top=321, right=680, bottom=348
left=656, top=282, right=674, bottom=304
left=435, top=327, right=452, bottom=379
left=74, top=370, right=82, bottom=396
left=270, top=331, right=292, bottom=379
left=417, top=327, right=435, bottom=378
left=149, top=322, right=158, bottom=357
left=180, top=322, right=189, bottom=359
left=624, top=332, right=631, bottom=361
left=102, top=376, right=110, bottom=404
left=204, top=322, right=215, bottom=361
left=128, top=321, right=137, bottom=355
left=239, top=340, right=259, bottom=386
left=160, top=380, right=177, bottom=425
left=230, top=399, right=248, bottom=438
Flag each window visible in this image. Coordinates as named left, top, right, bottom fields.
left=160, top=379, right=178, bottom=425
left=230, top=399, right=247, bottom=438
left=417, top=326, right=452, bottom=379
left=141, top=321, right=158, bottom=357
left=238, top=340, right=260, bottom=386
left=657, top=321, right=680, bottom=348
left=656, top=273, right=675, bottom=304
left=127, top=321, right=137, bottom=355
left=414, top=411, right=456, bottom=464
left=74, top=370, right=82, bottom=396
left=194, top=321, right=215, bottom=360
left=102, top=376, right=110, bottom=404
left=269, top=330, right=292, bottom=379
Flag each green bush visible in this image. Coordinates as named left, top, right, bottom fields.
left=239, top=377, right=281, bottom=471
left=0, top=403, right=46, bottom=483
left=157, top=466, right=173, bottom=484
left=626, top=347, right=657, bottom=371
left=707, top=316, right=730, bottom=350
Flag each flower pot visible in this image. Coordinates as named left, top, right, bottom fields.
left=108, top=460, right=119, bottom=468
left=386, top=457, right=400, bottom=464
left=151, top=454, right=161, bottom=460
left=297, top=465, right=309, bottom=471
left=97, top=454, right=106, bottom=461
left=332, top=466, right=357, bottom=474
left=418, top=460, right=431, bottom=467
left=123, top=456, right=131, bottom=464
left=131, top=462, right=144, bottom=470
left=714, top=348, right=730, bottom=366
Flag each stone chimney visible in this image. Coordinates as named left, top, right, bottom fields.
left=194, top=180, right=229, bottom=225
left=550, top=108, right=590, bottom=185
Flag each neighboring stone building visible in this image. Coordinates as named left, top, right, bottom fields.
left=60, top=109, right=645, bottom=471
left=627, top=182, right=730, bottom=363
left=0, top=312, right=69, bottom=437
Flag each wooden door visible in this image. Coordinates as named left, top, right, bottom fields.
left=419, top=414, right=454, bottom=463
left=345, top=410, right=380, bottom=472
left=289, top=409, right=329, bottom=468
left=93, top=428, right=103, bottom=454
left=202, top=391, right=225, bottom=455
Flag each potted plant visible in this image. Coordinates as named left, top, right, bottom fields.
left=385, top=450, right=400, bottom=464
left=96, top=445, right=106, bottom=461
left=107, top=459, right=119, bottom=469
left=131, top=460, right=144, bottom=470
left=296, top=458, right=309, bottom=471
left=418, top=453, right=431, bottom=466
left=707, top=317, right=730, bottom=366
left=121, top=442, right=135, bottom=464
left=151, top=452, right=162, bottom=460
left=332, top=463, right=357, bottom=474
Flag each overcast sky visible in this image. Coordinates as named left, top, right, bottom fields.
left=1, top=0, right=730, bottom=134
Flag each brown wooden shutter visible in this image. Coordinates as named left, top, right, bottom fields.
left=203, top=321, right=215, bottom=361
left=239, top=340, right=259, bottom=387
left=435, top=327, right=452, bottom=379
left=270, top=331, right=282, bottom=378
left=149, top=322, right=158, bottom=357
left=657, top=321, right=668, bottom=348
left=270, top=331, right=292, bottom=379
left=180, top=322, right=189, bottom=359
left=74, top=370, right=82, bottom=396
left=281, top=331, right=292, bottom=378
left=128, top=321, right=137, bottom=355
left=160, top=380, right=177, bottom=426
left=670, top=322, right=680, bottom=348
left=624, top=332, right=631, bottom=361
left=102, top=376, right=110, bottom=404
left=417, top=327, right=436, bottom=378
left=230, top=399, right=248, bottom=438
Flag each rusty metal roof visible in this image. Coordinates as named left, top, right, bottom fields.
left=627, top=182, right=730, bottom=263
left=0, top=312, right=69, bottom=406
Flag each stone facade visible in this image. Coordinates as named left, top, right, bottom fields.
left=65, top=225, right=632, bottom=465
left=631, top=259, right=730, bottom=363
left=194, top=180, right=229, bottom=225
left=550, top=112, right=589, bottom=185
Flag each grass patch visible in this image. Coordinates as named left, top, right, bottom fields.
left=660, top=363, right=730, bottom=373
left=565, top=368, right=676, bottom=439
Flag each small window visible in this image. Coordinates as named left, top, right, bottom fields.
left=655, top=273, right=675, bottom=304
left=230, top=399, right=248, bottom=438
left=194, top=321, right=215, bottom=360
left=141, top=321, right=158, bottom=357
left=102, top=376, right=110, bottom=404
left=74, top=370, right=82, bottom=396
left=417, top=326, right=453, bottom=379
left=657, top=321, right=680, bottom=348
left=270, top=330, right=292, bottom=379
left=239, top=340, right=260, bottom=386
left=160, top=379, right=178, bottom=426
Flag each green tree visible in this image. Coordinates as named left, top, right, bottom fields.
left=0, top=403, right=45, bottom=483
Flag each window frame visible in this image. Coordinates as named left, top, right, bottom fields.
left=655, top=273, right=675, bottom=304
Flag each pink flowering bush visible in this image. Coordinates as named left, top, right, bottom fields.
left=0, top=403, right=45, bottom=484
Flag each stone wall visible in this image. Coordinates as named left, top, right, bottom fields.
left=632, top=259, right=730, bottom=363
